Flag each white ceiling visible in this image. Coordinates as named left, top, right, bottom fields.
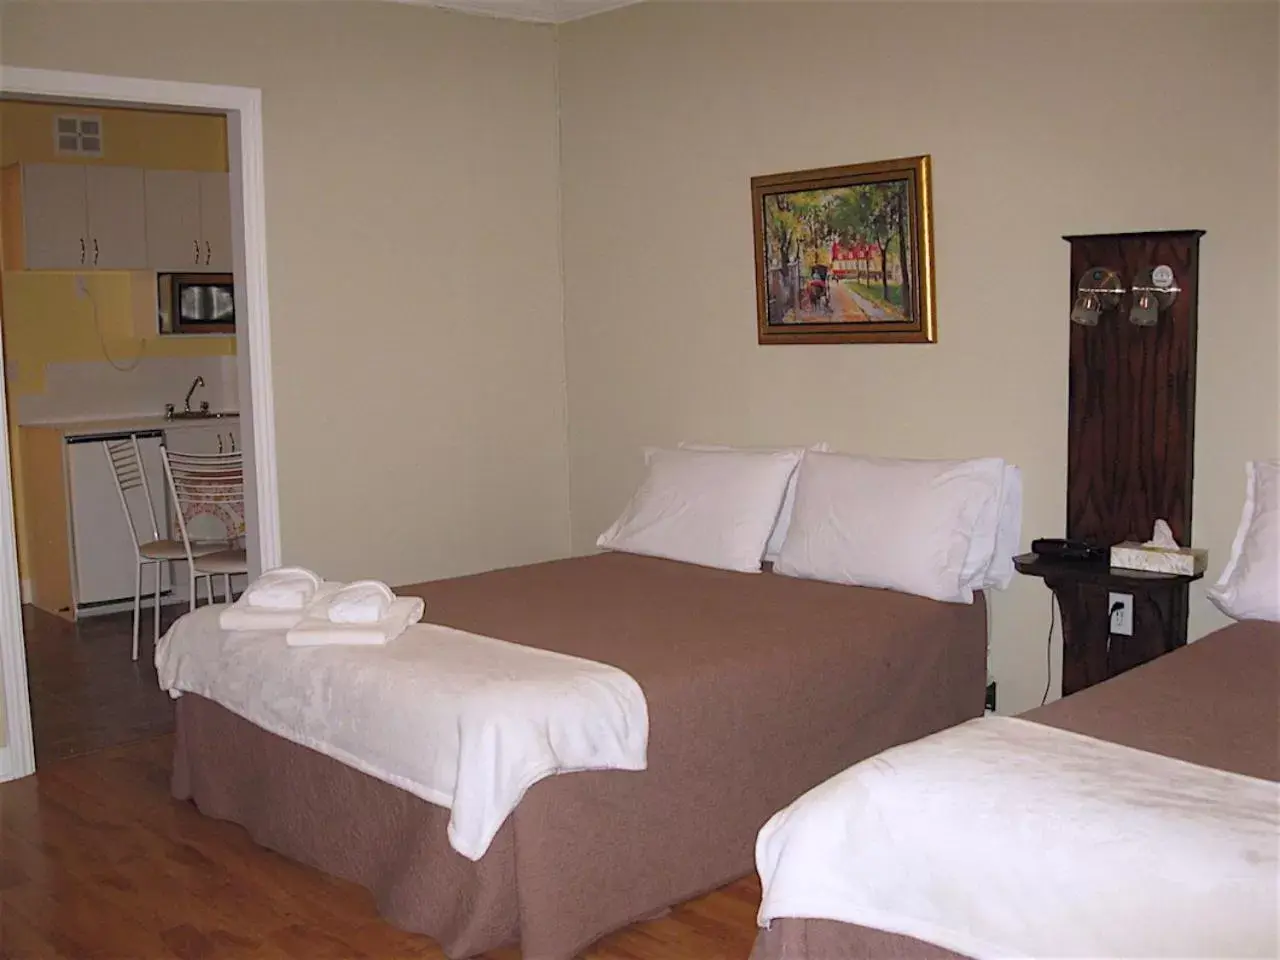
left=392, top=0, right=646, bottom=23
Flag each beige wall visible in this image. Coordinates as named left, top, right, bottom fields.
left=559, top=2, right=1279, bottom=711
left=1, top=1, right=571, bottom=586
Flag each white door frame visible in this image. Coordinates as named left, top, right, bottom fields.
left=0, top=67, right=282, bottom=782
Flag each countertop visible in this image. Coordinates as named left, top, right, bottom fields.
left=22, top=413, right=240, bottom=438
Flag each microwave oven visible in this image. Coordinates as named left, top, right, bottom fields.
left=158, top=272, right=236, bottom=335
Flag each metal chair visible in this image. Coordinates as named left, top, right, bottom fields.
left=161, top=447, right=249, bottom=610
left=104, top=436, right=221, bottom=661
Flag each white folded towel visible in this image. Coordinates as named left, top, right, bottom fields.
left=220, top=576, right=340, bottom=634
left=285, top=596, right=425, bottom=647
left=326, top=580, right=396, bottom=624
left=240, top=566, right=322, bottom=610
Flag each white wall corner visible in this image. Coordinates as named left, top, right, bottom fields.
left=0, top=741, right=35, bottom=783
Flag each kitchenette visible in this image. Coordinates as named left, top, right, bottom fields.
left=1, top=100, right=250, bottom=623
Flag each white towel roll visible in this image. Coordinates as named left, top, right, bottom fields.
left=327, top=580, right=397, bottom=624
left=219, top=582, right=341, bottom=632
left=241, top=566, right=322, bottom=611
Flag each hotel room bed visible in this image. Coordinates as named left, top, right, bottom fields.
left=750, top=618, right=1280, bottom=960
left=171, top=551, right=987, bottom=960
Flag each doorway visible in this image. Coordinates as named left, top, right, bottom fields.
left=0, top=67, right=282, bottom=780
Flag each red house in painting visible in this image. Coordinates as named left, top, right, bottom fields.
left=829, top=241, right=880, bottom=284
left=831, top=241, right=872, bottom=280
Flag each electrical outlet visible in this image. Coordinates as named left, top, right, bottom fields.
left=1108, top=592, right=1133, bottom=636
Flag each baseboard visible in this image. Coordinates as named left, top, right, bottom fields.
left=20, top=579, right=31, bottom=605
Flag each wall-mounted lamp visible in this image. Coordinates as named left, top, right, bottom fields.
left=1128, top=265, right=1179, bottom=327
left=1070, top=267, right=1125, bottom=326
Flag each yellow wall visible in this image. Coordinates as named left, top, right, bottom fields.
left=1, top=100, right=227, bottom=171
left=2, top=272, right=236, bottom=578
left=3, top=272, right=235, bottom=399
left=559, top=1, right=1279, bottom=713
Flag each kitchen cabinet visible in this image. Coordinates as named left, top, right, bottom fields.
left=163, top=420, right=240, bottom=457
left=85, top=167, right=150, bottom=269
left=13, top=164, right=84, bottom=271
left=20, top=425, right=77, bottom=618
left=199, top=172, right=233, bottom=271
left=142, top=169, right=201, bottom=270
left=1, top=163, right=148, bottom=270
left=144, top=170, right=232, bottom=272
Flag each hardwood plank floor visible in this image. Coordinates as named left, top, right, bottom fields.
left=23, top=602, right=184, bottom=763
left=0, top=735, right=762, bottom=959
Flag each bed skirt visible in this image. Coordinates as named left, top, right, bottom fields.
left=172, top=694, right=521, bottom=957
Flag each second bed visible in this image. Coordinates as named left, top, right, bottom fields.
left=752, top=618, right=1280, bottom=960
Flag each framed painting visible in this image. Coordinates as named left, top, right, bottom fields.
left=751, top=155, right=936, bottom=345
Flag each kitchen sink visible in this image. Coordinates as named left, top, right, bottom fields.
left=164, top=409, right=237, bottom=420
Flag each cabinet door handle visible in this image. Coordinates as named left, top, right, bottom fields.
left=93, top=238, right=99, bottom=265
left=194, top=240, right=201, bottom=265
left=231, top=433, right=237, bottom=453
left=205, top=241, right=212, bottom=265
left=80, top=238, right=86, bottom=264
left=217, top=433, right=224, bottom=454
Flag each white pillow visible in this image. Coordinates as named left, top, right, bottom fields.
left=675, top=442, right=830, bottom=562
left=774, top=452, right=1007, bottom=603
left=1208, top=460, right=1280, bottom=622
left=597, top=447, right=803, bottom=573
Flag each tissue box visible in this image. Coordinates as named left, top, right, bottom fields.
left=1109, top=542, right=1208, bottom=576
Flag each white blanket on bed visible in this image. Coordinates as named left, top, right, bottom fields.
left=156, top=606, right=649, bottom=860
left=756, top=716, right=1279, bottom=959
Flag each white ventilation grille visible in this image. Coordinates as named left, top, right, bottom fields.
left=54, top=114, right=103, bottom=157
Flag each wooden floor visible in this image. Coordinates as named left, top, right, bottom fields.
left=9, top=603, right=762, bottom=957
left=0, top=734, right=762, bottom=959
left=23, top=602, right=183, bottom=763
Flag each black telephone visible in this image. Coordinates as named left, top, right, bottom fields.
left=1030, top=538, right=1108, bottom=563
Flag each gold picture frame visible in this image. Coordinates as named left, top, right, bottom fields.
left=752, top=154, right=936, bottom=345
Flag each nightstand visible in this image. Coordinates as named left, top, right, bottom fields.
left=1014, top=553, right=1203, bottom=696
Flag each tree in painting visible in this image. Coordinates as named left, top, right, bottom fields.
left=763, top=178, right=913, bottom=326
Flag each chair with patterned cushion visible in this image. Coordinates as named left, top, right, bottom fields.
left=161, top=447, right=248, bottom=610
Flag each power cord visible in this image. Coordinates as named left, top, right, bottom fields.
left=1040, top=593, right=1058, bottom=706
left=1040, top=597, right=1126, bottom=705
left=79, top=275, right=147, bottom=372
left=1105, top=598, right=1125, bottom=658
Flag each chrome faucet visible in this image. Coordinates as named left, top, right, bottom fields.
left=184, top=376, right=206, bottom=414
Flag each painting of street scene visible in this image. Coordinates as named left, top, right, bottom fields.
left=752, top=156, right=936, bottom=344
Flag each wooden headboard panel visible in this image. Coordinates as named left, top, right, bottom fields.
left=1064, top=229, right=1204, bottom=547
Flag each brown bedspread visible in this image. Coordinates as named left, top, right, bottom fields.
left=172, top=552, right=988, bottom=959
left=752, top=619, right=1280, bottom=960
